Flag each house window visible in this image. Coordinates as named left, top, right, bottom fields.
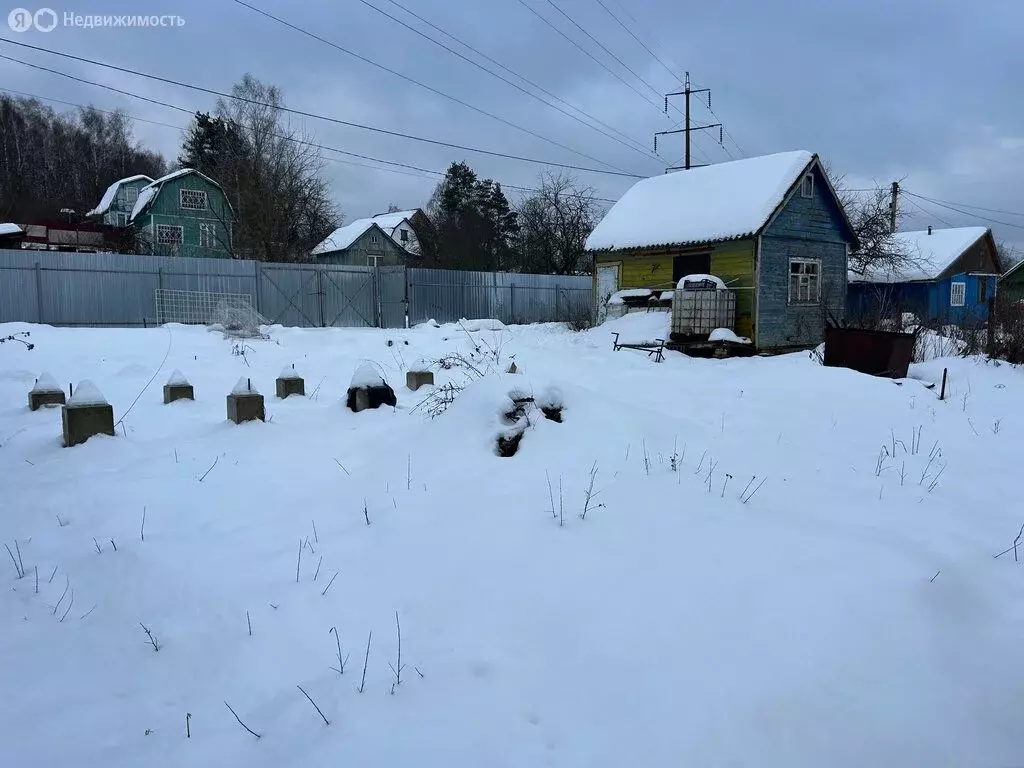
left=366, top=255, right=381, bottom=267
left=199, top=223, right=217, bottom=248
left=370, top=234, right=379, bottom=244
left=156, top=224, right=183, bottom=247
left=977, top=278, right=988, bottom=304
left=124, top=187, right=138, bottom=207
left=789, top=258, right=820, bottom=304
left=800, top=174, right=814, bottom=198
left=400, top=229, right=408, bottom=243
left=950, top=281, right=966, bottom=307
left=115, top=212, right=129, bottom=227
left=179, top=188, right=208, bottom=210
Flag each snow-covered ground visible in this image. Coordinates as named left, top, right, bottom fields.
left=1, top=314, right=1023, bottom=767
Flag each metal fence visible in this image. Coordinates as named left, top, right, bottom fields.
left=0, top=249, right=593, bottom=328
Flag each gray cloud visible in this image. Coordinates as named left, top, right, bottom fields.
left=3, top=0, right=1022, bottom=250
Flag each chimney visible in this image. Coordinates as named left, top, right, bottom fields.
left=927, top=225, right=933, bottom=235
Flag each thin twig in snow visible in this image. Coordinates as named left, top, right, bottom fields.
left=359, top=631, right=372, bottom=693
left=247, top=611, right=252, bottom=636
left=363, top=500, right=371, bottom=526
left=695, top=450, right=707, bottom=475
left=47, top=565, right=58, bottom=584
left=5, top=543, right=24, bottom=579
left=329, top=626, right=349, bottom=674
left=311, top=519, right=318, bottom=544
left=313, top=556, right=323, bottom=581
left=185, top=712, right=191, bottom=738
left=52, top=576, right=69, bottom=615
left=741, top=477, right=768, bottom=504
left=415, top=666, right=425, bottom=678
left=321, top=572, right=338, bottom=596
left=140, top=622, right=160, bottom=651
left=79, top=604, right=97, bottom=620
left=140, top=507, right=146, bottom=542
left=333, top=457, right=351, bottom=476
left=223, top=701, right=260, bottom=739
left=545, top=471, right=557, bottom=520
left=59, top=589, right=74, bottom=622
left=93, top=537, right=102, bottom=554
left=34, top=565, right=38, bottom=594
left=296, top=685, right=330, bottom=725
left=388, top=611, right=405, bottom=687
left=929, top=570, right=940, bottom=583
left=198, top=456, right=219, bottom=482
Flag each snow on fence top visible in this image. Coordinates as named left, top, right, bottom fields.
left=68, top=380, right=108, bottom=406
left=231, top=376, right=258, bottom=395
left=849, top=227, right=991, bottom=283
left=350, top=362, right=386, bottom=388
left=586, top=150, right=814, bottom=251
left=86, top=174, right=153, bottom=217
left=677, top=274, right=727, bottom=290
left=279, top=363, right=301, bottom=379
left=31, top=372, right=62, bottom=393
left=166, top=369, right=190, bottom=387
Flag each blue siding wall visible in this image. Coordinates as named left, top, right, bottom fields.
left=757, top=164, right=851, bottom=349
left=847, top=273, right=997, bottom=325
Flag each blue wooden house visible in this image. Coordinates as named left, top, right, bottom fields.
left=587, top=150, right=858, bottom=350
left=847, top=226, right=1000, bottom=325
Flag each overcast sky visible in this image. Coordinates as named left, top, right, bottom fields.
left=2, top=0, right=1023, bottom=250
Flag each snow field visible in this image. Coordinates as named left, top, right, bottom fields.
left=1, top=314, right=1023, bottom=767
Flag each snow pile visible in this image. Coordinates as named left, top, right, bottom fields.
left=279, top=363, right=301, bottom=380
left=709, top=328, right=751, bottom=344
left=230, top=376, right=258, bottom=395
left=165, top=369, right=190, bottom=387
left=0, top=222, right=24, bottom=236
left=86, top=175, right=153, bottom=217
left=350, top=362, right=385, bottom=388
left=594, top=311, right=670, bottom=340
left=129, top=185, right=158, bottom=222
left=587, top=150, right=814, bottom=251
left=1, top=320, right=1023, bottom=767
left=677, top=273, right=727, bottom=290
left=607, top=288, right=652, bottom=305
left=67, top=379, right=107, bottom=406
left=30, top=371, right=63, bottom=393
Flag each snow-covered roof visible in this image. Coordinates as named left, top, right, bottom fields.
left=129, top=169, right=230, bottom=222
left=0, top=222, right=23, bottom=236
left=586, top=151, right=815, bottom=251
left=850, top=227, right=991, bottom=283
left=312, top=219, right=397, bottom=256
left=86, top=175, right=153, bottom=216
left=371, top=210, right=418, bottom=233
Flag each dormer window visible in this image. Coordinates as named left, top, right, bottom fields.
left=800, top=174, right=814, bottom=198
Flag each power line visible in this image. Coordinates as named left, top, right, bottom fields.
left=903, top=191, right=1024, bottom=220
left=0, top=84, right=622, bottom=202
left=510, top=0, right=662, bottom=113
left=904, top=196, right=955, bottom=228
left=603, top=0, right=685, bottom=77
left=353, top=0, right=659, bottom=166
left=590, top=0, right=678, bottom=82
left=228, top=0, right=634, bottom=175
left=542, top=0, right=661, bottom=100
left=903, top=190, right=1024, bottom=231
left=0, top=38, right=643, bottom=178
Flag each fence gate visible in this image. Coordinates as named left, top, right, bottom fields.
left=320, top=267, right=377, bottom=328
left=258, top=266, right=323, bottom=327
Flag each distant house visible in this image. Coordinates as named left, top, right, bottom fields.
left=998, top=257, right=1024, bottom=305
left=0, top=223, right=24, bottom=249
left=311, top=218, right=407, bottom=266
left=129, top=169, right=234, bottom=259
left=847, top=226, right=1000, bottom=325
left=586, top=150, right=857, bottom=350
left=367, top=209, right=429, bottom=254
left=86, top=174, right=154, bottom=227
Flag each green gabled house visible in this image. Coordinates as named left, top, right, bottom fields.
left=129, top=169, right=234, bottom=258
left=86, top=174, right=154, bottom=226
left=1000, top=257, right=1024, bottom=304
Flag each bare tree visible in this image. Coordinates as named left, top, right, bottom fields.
left=514, top=172, right=603, bottom=274
left=995, top=239, right=1020, bottom=273
left=181, top=75, right=339, bottom=262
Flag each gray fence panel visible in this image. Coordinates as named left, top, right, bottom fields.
left=407, top=268, right=497, bottom=325
left=0, top=249, right=592, bottom=328
left=378, top=266, right=407, bottom=329
left=320, top=266, right=377, bottom=328
left=258, top=264, right=324, bottom=327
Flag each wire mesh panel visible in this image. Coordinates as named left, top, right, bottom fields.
left=671, top=286, right=736, bottom=337
left=154, top=289, right=258, bottom=325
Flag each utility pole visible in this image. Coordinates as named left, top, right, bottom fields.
left=654, top=72, right=722, bottom=171
left=889, top=181, right=900, bottom=233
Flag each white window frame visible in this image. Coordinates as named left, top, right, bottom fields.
left=199, top=222, right=217, bottom=248
left=950, top=281, right=966, bottom=307
left=366, top=255, right=382, bottom=267
left=156, top=224, right=183, bottom=248
left=800, top=173, right=814, bottom=198
left=115, top=212, right=129, bottom=227
left=179, top=188, right=208, bottom=211
left=123, top=187, right=139, bottom=207
left=369, top=233, right=379, bottom=244
left=788, top=258, right=821, bottom=305
left=399, top=228, right=408, bottom=243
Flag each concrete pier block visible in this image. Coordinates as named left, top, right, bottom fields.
left=276, top=364, right=305, bottom=398
left=29, top=372, right=65, bottom=411
left=406, top=370, right=434, bottom=391
left=163, top=370, right=194, bottom=404
left=227, top=377, right=265, bottom=424
left=62, top=380, right=114, bottom=447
